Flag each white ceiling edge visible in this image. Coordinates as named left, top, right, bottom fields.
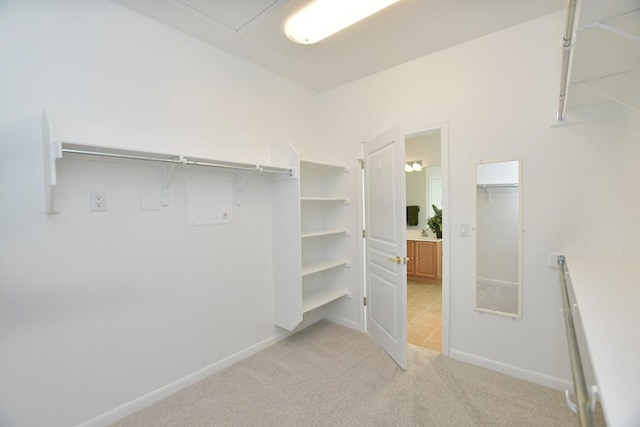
left=110, top=0, right=566, bottom=92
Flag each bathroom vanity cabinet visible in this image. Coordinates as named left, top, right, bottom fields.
left=407, top=239, right=442, bottom=281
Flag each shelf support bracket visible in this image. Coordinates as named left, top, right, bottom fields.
left=162, top=163, right=177, bottom=189
left=160, top=156, right=184, bottom=207
left=236, top=170, right=253, bottom=206
left=237, top=170, right=252, bottom=192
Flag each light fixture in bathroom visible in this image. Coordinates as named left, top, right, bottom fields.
left=405, top=161, right=423, bottom=172
left=285, top=0, right=400, bottom=45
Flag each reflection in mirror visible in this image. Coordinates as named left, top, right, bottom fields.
left=475, top=159, right=522, bottom=318
left=405, top=131, right=441, bottom=235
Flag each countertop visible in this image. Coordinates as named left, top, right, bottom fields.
left=565, top=253, right=640, bottom=427
left=406, top=230, right=441, bottom=242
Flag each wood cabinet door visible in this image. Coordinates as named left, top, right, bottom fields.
left=406, top=241, right=415, bottom=276
left=415, top=241, right=437, bottom=279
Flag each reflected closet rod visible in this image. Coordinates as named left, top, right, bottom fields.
left=557, top=0, right=578, bottom=121
left=476, top=183, right=518, bottom=188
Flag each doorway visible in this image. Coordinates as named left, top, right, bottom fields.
left=405, top=127, right=445, bottom=353
left=360, top=123, right=449, bottom=367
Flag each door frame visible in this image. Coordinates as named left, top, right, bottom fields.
left=357, top=121, right=450, bottom=357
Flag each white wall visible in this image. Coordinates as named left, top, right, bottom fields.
left=3, top=2, right=640, bottom=425
left=315, top=10, right=640, bottom=387
left=0, top=1, right=316, bottom=426
left=406, top=132, right=441, bottom=168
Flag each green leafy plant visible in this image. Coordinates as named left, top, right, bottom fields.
left=426, top=204, right=442, bottom=235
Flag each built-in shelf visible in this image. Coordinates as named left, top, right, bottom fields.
left=300, top=159, right=349, bottom=173
left=300, top=197, right=349, bottom=203
left=301, top=259, right=349, bottom=277
left=42, top=110, right=294, bottom=213
left=564, top=253, right=640, bottom=426
left=302, top=288, right=350, bottom=313
left=557, top=1, right=640, bottom=122
left=271, top=143, right=351, bottom=331
left=476, top=183, right=519, bottom=188
left=301, top=229, right=349, bottom=239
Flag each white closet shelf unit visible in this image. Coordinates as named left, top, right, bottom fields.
left=301, top=229, right=349, bottom=239
left=303, top=288, right=350, bottom=314
left=475, top=183, right=519, bottom=188
left=556, top=1, right=640, bottom=122
left=300, top=197, right=350, bottom=202
left=301, top=259, right=350, bottom=276
left=298, top=157, right=350, bottom=292
left=271, top=144, right=352, bottom=331
left=299, top=159, right=348, bottom=171
left=42, top=110, right=294, bottom=213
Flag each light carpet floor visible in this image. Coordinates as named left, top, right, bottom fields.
left=114, top=320, right=600, bottom=426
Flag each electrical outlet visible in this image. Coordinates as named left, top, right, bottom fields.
left=90, top=191, right=107, bottom=212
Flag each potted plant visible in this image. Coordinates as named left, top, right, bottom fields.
left=426, top=204, right=442, bottom=238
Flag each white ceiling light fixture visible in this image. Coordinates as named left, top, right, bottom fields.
left=285, top=0, right=400, bottom=45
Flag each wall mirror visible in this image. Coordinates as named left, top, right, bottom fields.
left=405, top=131, right=441, bottom=235
left=474, top=159, right=522, bottom=318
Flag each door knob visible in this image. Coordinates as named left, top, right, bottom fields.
left=388, top=256, right=403, bottom=264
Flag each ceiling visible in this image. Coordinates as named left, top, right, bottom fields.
left=111, top=0, right=566, bottom=92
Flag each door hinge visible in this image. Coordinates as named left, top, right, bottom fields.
left=362, top=229, right=366, bottom=238
left=358, top=158, right=364, bottom=169
left=363, top=297, right=367, bottom=306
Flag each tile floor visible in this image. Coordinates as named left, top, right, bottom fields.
left=407, top=280, right=442, bottom=352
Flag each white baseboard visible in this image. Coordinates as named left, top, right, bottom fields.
left=78, top=334, right=284, bottom=427
left=323, top=314, right=361, bottom=331
left=78, top=314, right=366, bottom=427
left=292, top=310, right=326, bottom=332
left=79, top=312, right=336, bottom=427
left=448, top=349, right=572, bottom=391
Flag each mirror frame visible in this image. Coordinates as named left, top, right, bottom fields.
left=473, top=158, right=523, bottom=318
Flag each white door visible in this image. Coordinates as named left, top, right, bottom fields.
left=363, top=125, right=407, bottom=369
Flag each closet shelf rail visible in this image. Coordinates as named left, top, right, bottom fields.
left=557, top=0, right=578, bottom=121
left=557, top=2, right=640, bottom=121
left=60, top=143, right=293, bottom=175
left=557, top=256, right=596, bottom=427
left=476, top=183, right=519, bottom=188
left=42, top=110, right=294, bottom=214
